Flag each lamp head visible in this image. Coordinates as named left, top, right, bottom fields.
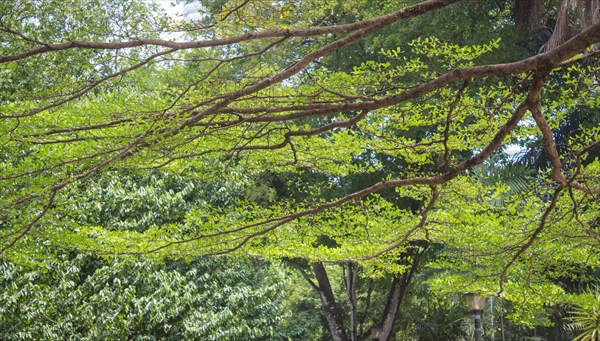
left=465, top=293, right=486, bottom=313
left=371, top=324, right=383, bottom=339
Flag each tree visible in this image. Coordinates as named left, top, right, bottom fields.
left=0, top=255, right=295, bottom=340
left=1, top=0, right=599, bottom=334
left=285, top=246, right=425, bottom=340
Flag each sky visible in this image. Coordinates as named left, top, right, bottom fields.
left=145, top=0, right=183, bottom=19
left=143, top=0, right=191, bottom=40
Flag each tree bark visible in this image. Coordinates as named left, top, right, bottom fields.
left=580, top=0, right=600, bottom=50
left=377, top=273, right=410, bottom=341
left=312, top=262, right=349, bottom=341
left=376, top=246, right=424, bottom=341
left=542, top=0, right=573, bottom=52
left=346, top=263, right=359, bottom=341
left=580, top=0, right=599, bottom=29
left=515, top=0, right=545, bottom=35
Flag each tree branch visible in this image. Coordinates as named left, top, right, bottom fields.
left=0, top=0, right=460, bottom=64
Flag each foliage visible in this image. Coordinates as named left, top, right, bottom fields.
left=0, top=255, right=294, bottom=340
left=0, top=0, right=599, bottom=337
left=395, top=285, right=470, bottom=340
left=567, top=286, right=600, bottom=341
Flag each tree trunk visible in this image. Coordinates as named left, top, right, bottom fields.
left=542, top=0, right=573, bottom=52
left=346, top=263, right=359, bottom=341
left=580, top=0, right=599, bottom=29
left=515, top=0, right=545, bottom=35
left=312, top=262, right=349, bottom=341
left=375, top=246, right=425, bottom=341
left=377, top=273, right=410, bottom=341
left=581, top=0, right=600, bottom=50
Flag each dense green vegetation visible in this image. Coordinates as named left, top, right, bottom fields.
left=1, top=256, right=293, bottom=340
left=1, top=0, right=599, bottom=339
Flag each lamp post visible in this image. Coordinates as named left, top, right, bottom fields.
left=466, top=293, right=486, bottom=341
left=371, top=324, right=383, bottom=340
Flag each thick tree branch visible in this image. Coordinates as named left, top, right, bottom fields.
left=0, top=0, right=460, bottom=64
left=207, top=23, right=598, bottom=124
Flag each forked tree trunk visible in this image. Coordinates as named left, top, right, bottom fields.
left=301, top=246, right=425, bottom=341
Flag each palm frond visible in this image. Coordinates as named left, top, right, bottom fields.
left=566, top=286, right=600, bottom=341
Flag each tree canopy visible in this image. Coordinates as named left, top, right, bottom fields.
left=1, top=0, right=600, bottom=334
